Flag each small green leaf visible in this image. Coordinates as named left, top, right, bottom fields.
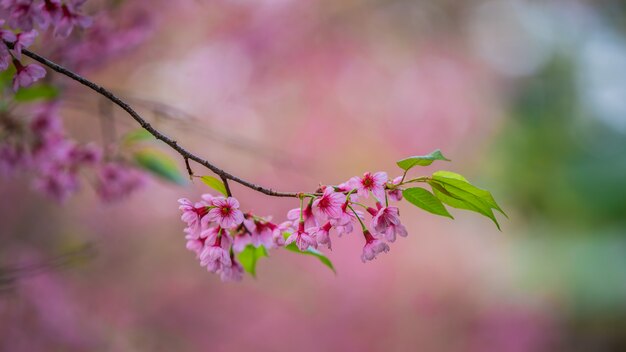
left=14, top=84, right=59, bottom=102
left=237, top=245, right=268, bottom=278
left=123, top=128, right=155, bottom=145
left=403, top=187, right=453, bottom=218
left=283, top=233, right=335, bottom=273
left=396, top=149, right=450, bottom=171
left=133, top=149, right=186, bottom=185
left=0, top=66, right=16, bottom=89
left=200, top=176, right=228, bottom=196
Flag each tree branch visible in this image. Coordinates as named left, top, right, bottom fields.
left=20, top=47, right=301, bottom=198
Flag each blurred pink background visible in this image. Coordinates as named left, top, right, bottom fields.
left=2, top=0, right=626, bottom=351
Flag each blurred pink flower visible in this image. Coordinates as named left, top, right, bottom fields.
left=1, top=0, right=40, bottom=31
left=12, top=29, right=37, bottom=59
left=12, top=60, right=46, bottom=91
left=53, top=0, right=91, bottom=37
left=95, top=162, right=146, bottom=203
left=219, top=259, right=244, bottom=282
left=36, top=0, right=62, bottom=29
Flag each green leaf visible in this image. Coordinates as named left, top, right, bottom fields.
left=237, top=245, right=268, bottom=278
left=283, top=233, right=335, bottom=273
left=432, top=171, right=506, bottom=215
left=200, top=176, right=228, bottom=196
left=427, top=171, right=505, bottom=230
left=0, top=65, right=16, bottom=90
left=14, top=84, right=59, bottom=102
left=396, top=149, right=450, bottom=171
left=123, top=128, right=155, bottom=145
left=133, top=149, right=186, bottom=185
left=403, top=187, right=453, bottom=218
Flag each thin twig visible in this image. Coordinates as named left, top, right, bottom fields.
left=18, top=46, right=301, bottom=198
left=184, top=156, right=194, bottom=180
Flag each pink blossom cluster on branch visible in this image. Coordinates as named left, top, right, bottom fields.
left=0, top=103, right=145, bottom=201
left=179, top=172, right=415, bottom=282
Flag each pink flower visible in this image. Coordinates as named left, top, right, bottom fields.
left=95, top=162, right=146, bottom=203
left=219, top=259, right=244, bottom=282
left=12, top=29, right=37, bottom=59
left=272, top=221, right=292, bottom=247
left=207, top=196, right=244, bottom=229
left=0, top=143, right=27, bottom=176
left=312, top=187, right=345, bottom=221
left=370, top=205, right=407, bottom=242
left=12, top=60, right=46, bottom=91
left=388, top=176, right=403, bottom=201
left=35, top=0, right=62, bottom=29
left=53, top=1, right=91, bottom=37
left=242, top=218, right=275, bottom=249
left=232, top=231, right=252, bottom=253
left=287, top=203, right=317, bottom=229
left=348, top=171, right=388, bottom=200
left=310, top=222, right=333, bottom=250
left=199, top=229, right=232, bottom=273
left=330, top=201, right=363, bottom=236
left=178, top=197, right=209, bottom=238
left=0, top=24, right=16, bottom=70
left=285, top=221, right=317, bottom=251
left=361, top=230, right=390, bottom=262
left=1, top=0, right=40, bottom=31
left=185, top=235, right=204, bottom=255
left=33, top=164, right=79, bottom=202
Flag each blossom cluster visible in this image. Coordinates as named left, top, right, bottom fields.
left=0, top=103, right=146, bottom=202
left=179, top=171, right=411, bottom=282
left=0, top=0, right=91, bottom=90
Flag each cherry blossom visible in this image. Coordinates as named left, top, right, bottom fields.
left=285, top=221, right=317, bottom=251
left=369, top=204, right=408, bottom=242
left=348, top=171, right=388, bottom=200
left=361, top=230, right=390, bottom=262
left=207, top=196, right=244, bottom=229
left=312, top=187, right=345, bottom=221
left=12, top=60, right=46, bottom=91
left=310, top=222, right=333, bottom=250
left=388, top=176, right=404, bottom=201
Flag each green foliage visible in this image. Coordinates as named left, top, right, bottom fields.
left=283, top=233, right=335, bottom=273
left=403, top=187, right=453, bottom=218
left=133, top=149, right=186, bottom=185
left=237, top=245, right=268, bottom=277
left=123, top=128, right=155, bottom=145
left=14, top=84, right=59, bottom=102
left=200, top=176, right=228, bottom=196
left=427, top=171, right=505, bottom=229
left=396, top=149, right=450, bottom=171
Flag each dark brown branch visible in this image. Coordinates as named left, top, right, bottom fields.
left=20, top=47, right=301, bottom=198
